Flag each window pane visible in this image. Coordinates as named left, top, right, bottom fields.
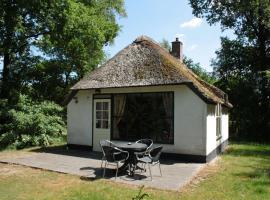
left=96, top=120, right=102, bottom=128
left=102, top=120, right=109, bottom=129
left=96, top=102, right=102, bottom=110
left=96, top=111, right=102, bottom=119
left=112, top=92, right=174, bottom=144
left=102, top=102, right=109, bottom=110
left=102, top=111, right=108, bottom=120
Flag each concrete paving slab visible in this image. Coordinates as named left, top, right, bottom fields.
left=0, top=148, right=204, bottom=191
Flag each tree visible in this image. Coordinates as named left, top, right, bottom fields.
left=190, top=0, right=270, bottom=140
left=183, top=56, right=217, bottom=84
left=0, top=0, right=126, bottom=101
left=159, top=38, right=171, bottom=52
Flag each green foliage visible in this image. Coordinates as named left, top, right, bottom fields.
left=0, top=0, right=126, bottom=102
left=0, top=95, right=66, bottom=150
left=183, top=56, right=217, bottom=84
left=159, top=38, right=171, bottom=52
left=190, top=0, right=270, bottom=141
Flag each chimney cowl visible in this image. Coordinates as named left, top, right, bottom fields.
left=171, top=38, right=183, bottom=61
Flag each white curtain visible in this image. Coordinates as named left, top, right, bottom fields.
left=162, top=93, right=172, bottom=118
left=162, top=93, right=173, bottom=139
left=113, top=94, right=126, bottom=138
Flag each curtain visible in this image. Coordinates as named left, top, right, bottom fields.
left=113, top=94, right=126, bottom=138
left=162, top=93, right=172, bottom=118
left=162, top=93, right=173, bottom=140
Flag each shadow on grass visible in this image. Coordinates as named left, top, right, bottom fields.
left=225, top=144, right=270, bottom=158
left=228, top=143, right=270, bottom=187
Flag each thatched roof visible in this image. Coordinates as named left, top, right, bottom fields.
left=71, top=36, right=232, bottom=107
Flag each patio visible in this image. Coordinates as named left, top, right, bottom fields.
left=0, top=146, right=204, bottom=191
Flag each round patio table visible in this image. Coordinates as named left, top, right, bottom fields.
left=113, top=141, right=147, bottom=176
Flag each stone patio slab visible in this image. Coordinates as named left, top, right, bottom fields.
left=0, top=147, right=204, bottom=191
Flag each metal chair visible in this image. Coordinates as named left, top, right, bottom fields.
left=100, top=140, right=116, bottom=168
left=135, top=146, right=163, bottom=180
left=135, top=139, right=153, bottom=155
left=100, top=144, right=129, bottom=179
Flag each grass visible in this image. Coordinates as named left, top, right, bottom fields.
left=0, top=142, right=269, bottom=200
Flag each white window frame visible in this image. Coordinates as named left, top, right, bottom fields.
left=95, top=101, right=110, bottom=129
left=216, top=103, right=222, bottom=139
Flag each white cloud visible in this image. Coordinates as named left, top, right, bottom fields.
left=180, top=18, right=203, bottom=28
left=187, top=44, right=198, bottom=51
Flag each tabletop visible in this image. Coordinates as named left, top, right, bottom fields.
left=113, top=141, right=147, bottom=152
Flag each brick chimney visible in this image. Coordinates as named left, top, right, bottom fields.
left=171, top=38, right=183, bottom=61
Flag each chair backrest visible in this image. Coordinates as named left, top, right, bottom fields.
left=102, top=145, right=129, bottom=162
left=136, top=139, right=153, bottom=148
left=150, top=146, right=163, bottom=162
left=100, top=140, right=116, bottom=158
left=102, top=145, right=117, bottom=162
left=100, top=140, right=115, bottom=148
left=136, top=139, right=153, bottom=155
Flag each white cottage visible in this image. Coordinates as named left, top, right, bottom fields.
left=66, top=36, right=232, bottom=162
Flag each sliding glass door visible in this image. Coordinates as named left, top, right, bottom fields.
left=112, top=92, right=174, bottom=144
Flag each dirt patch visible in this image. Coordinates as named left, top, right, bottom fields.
left=0, top=163, right=27, bottom=176
left=179, top=157, right=222, bottom=192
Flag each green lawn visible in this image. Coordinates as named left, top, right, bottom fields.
left=0, top=143, right=269, bottom=200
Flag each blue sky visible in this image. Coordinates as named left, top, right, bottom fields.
left=105, top=0, right=233, bottom=72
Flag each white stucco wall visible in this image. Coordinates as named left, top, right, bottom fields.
left=67, top=90, right=94, bottom=146
left=99, top=85, right=207, bottom=156
left=206, top=105, right=216, bottom=155
left=67, top=85, right=222, bottom=156
left=206, top=105, right=229, bottom=155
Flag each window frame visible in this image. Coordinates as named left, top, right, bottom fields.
left=95, top=101, right=110, bottom=129
left=216, top=103, right=222, bottom=140
left=110, top=91, right=174, bottom=144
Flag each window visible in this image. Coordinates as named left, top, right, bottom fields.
left=112, top=92, right=174, bottom=144
left=95, top=102, right=109, bottom=129
left=216, top=104, right=222, bottom=138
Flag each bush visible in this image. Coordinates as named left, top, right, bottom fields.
left=0, top=95, right=66, bottom=150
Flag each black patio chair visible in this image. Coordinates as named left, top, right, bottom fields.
left=135, top=146, right=163, bottom=180
left=100, top=145, right=129, bottom=179
left=135, top=139, right=153, bottom=155
left=99, top=140, right=116, bottom=168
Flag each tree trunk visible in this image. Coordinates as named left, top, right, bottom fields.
left=0, top=53, right=11, bottom=98
left=1, top=1, right=16, bottom=99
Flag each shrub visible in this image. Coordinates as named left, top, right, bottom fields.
left=0, top=95, right=66, bottom=150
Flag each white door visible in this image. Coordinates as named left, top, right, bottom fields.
left=93, top=99, right=111, bottom=151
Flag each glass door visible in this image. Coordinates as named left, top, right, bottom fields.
left=93, top=99, right=111, bottom=151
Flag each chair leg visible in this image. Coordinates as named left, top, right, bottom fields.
left=115, top=162, right=119, bottom=180
left=128, top=163, right=131, bottom=176
left=138, top=163, right=143, bottom=175
left=103, top=161, right=107, bottom=178
left=148, top=163, right=152, bottom=181
left=158, top=162, right=162, bottom=176
left=142, top=163, right=146, bottom=172
left=100, top=157, right=104, bottom=168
